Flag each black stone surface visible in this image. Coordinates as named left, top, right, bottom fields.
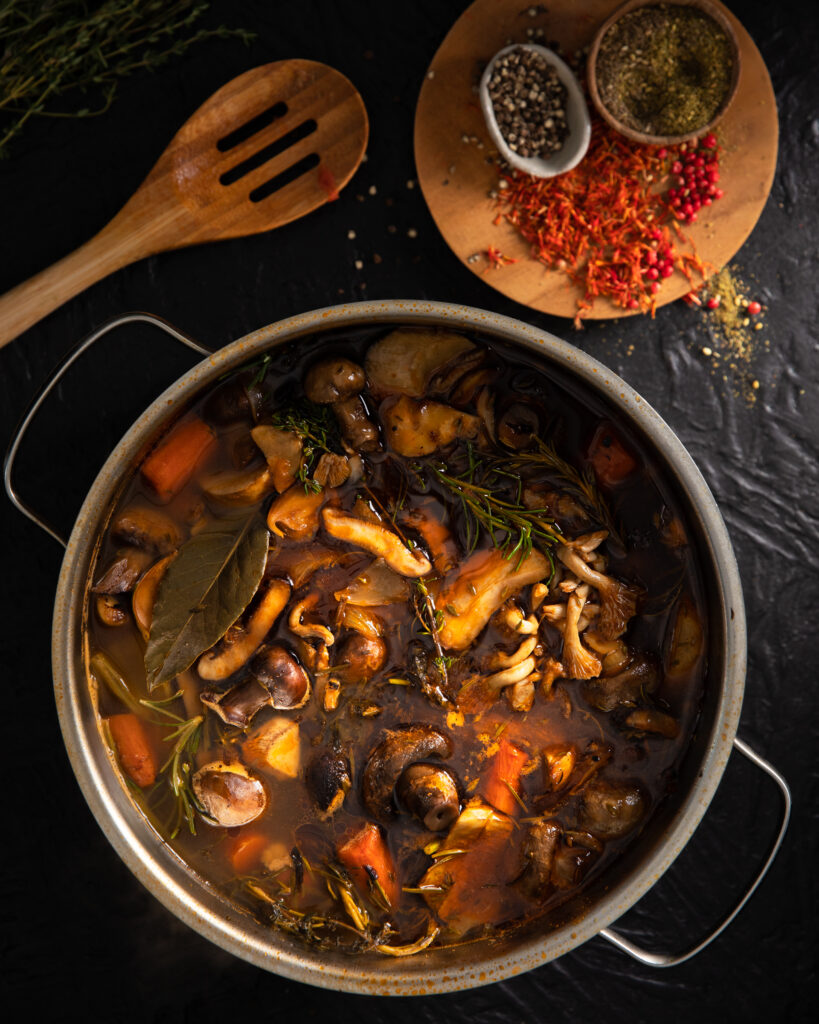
left=1, top=2, right=817, bottom=1020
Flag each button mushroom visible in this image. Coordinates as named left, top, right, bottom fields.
left=321, top=506, right=432, bottom=577
left=362, top=724, right=454, bottom=820
left=335, top=632, right=386, bottom=684
left=579, top=778, right=646, bottom=838
left=200, top=677, right=272, bottom=728
left=303, top=356, right=380, bottom=452
left=306, top=747, right=352, bottom=818
left=111, top=505, right=184, bottom=554
left=396, top=763, right=460, bottom=831
left=192, top=761, right=267, bottom=828
left=251, top=643, right=311, bottom=709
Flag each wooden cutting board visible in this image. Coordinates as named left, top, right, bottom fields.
left=414, top=0, right=778, bottom=320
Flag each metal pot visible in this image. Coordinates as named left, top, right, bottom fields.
left=5, top=301, right=789, bottom=994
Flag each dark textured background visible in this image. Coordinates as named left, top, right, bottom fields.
left=1, top=1, right=817, bottom=1020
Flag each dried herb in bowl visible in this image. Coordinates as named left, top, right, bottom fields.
left=595, top=3, right=734, bottom=138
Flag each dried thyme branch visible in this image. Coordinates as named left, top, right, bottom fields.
left=0, top=0, right=254, bottom=158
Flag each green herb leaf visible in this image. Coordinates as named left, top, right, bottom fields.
left=145, top=517, right=269, bottom=689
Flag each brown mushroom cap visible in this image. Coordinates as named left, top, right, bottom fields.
left=304, top=357, right=366, bottom=404
left=579, top=778, right=646, bottom=838
left=111, top=505, right=183, bottom=555
left=252, top=644, right=311, bottom=709
left=192, top=761, right=267, bottom=828
left=497, top=402, right=541, bottom=450
left=362, top=724, right=453, bottom=820
left=335, top=633, right=387, bottom=684
left=305, top=748, right=352, bottom=817
left=396, top=763, right=460, bottom=831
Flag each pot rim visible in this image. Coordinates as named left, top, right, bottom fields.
left=52, top=299, right=746, bottom=994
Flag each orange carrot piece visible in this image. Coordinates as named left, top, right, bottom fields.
left=108, top=713, right=158, bottom=788
left=481, top=738, right=529, bottom=816
left=141, top=417, right=216, bottom=501
left=227, top=831, right=269, bottom=875
left=588, top=423, right=637, bottom=486
left=337, top=822, right=400, bottom=908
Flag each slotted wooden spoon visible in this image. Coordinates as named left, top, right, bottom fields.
left=0, top=60, right=368, bottom=349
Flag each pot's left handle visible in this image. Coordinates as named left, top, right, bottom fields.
left=4, top=312, right=211, bottom=547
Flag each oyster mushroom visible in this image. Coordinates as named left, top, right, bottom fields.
left=288, top=592, right=334, bottom=647
left=267, top=484, right=327, bottom=540
left=305, top=748, right=352, bottom=818
left=321, top=506, right=432, bottom=577
left=200, top=464, right=275, bottom=506
left=364, top=328, right=478, bottom=399
left=561, top=588, right=602, bottom=681
left=252, top=643, right=311, bottom=709
left=380, top=395, right=480, bottom=457
left=396, top=763, right=460, bottom=831
left=579, top=778, right=646, bottom=838
left=557, top=545, right=638, bottom=639
left=192, top=761, right=267, bottom=828
left=132, top=554, right=175, bottom=641
left=362, top=724, right=453, bottom=820
left=111, top=505, right=183, bottom=554
left=335, top=632, right=386, bottom=683
left=313, top=452, right=355, bottom=488
left=303, top=356, right=380, bottom=452
left=250, top=425, right=303, bottom=492
left=197, top=578, right=291, bottom=681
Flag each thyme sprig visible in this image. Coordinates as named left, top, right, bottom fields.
left=139, top=693, right=205, bottom=838
left=413, top=578, right=451, bottom=699
left=0, top=0, right=253, bottom=158
left=269, top=400, right=343, bottom=492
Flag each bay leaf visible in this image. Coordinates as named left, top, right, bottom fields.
left=145, top=517, right=269, bottom=690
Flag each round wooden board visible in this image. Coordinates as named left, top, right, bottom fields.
left=414, top=0, right=778, bottom=320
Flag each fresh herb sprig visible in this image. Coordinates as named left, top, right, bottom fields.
left=269, top=400, right=344, bottom=492
left=413, top=578, right=452, bottom=699
left=139, top=693, right=205, bottom=838
left=0, top=0, right=253, bottom=159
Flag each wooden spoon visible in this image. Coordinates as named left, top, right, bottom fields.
left=0, top=60, right=368, bottom=349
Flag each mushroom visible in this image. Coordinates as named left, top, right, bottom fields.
left=192, top=761, right=267, bottom=828
left=583, top=631, right=630, bottom=675
left=380, top=395, right=480, bottom=457
left=251, top=643, right=311, bottom=709
left=436, top=547, right=551, bottom=650
left=111, top=505, right=183, bottom=555
left=396, top=763, right=461, bottom=831
left=666, top=594, right=704, bottom=681
left=497, top=402, right=541, bottom=450
left=486, top=636, right=538, bottom=671
left=400, top=502, right=457, bottom=574
left=197, top=578, right=291, bottom=680
left=95, top=595, right=128, bottom=627
left=288, top=592, right=334, bottom=646
left=579, top=778, right=646, bottom=838
left=582, top=652, right=660, bottom=712
left=200, top=677, right=271, bottom=728
left=250, top=425, right=303, bottom=492
left=267, top=484, right=327, bottom=539
left=321, top=506, right=432, bottom=577
left=305, top=748, right=351, bottom=818
left=303, top=356, right=380, bottom=452
left=313, top=452, right=356, bottom=488
left=561, top=588, right=603, bottom=681
left=622, top=708, right=679, bottom=738
left=335, top=632, right=386, bottom=683
left=518, top=818, right=561, bottom=899
left=334, top=558, right=409, bottom=606
left=362, top=724, right=453, bottom=820
left=364, top=328, right=478, bottom=399
left=132, top=554, right=174, bottom=641
left=200, top=464, right=275, bottom=506
left=550, top=842, right=597, bottom=890
left=557, top=545, right=638, bottom=639
left=203, top=377, right=255, bottom=425
left=92, top=547, right=153, bottom=594
left=339, top=604, right=384, bottom=642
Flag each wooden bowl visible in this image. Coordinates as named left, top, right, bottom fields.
left=587, top=0, right=741, bottom=145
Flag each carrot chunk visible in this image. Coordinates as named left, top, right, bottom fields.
left=108, top=713, right=158, bottom=788
left=227, top=831, right=269, bottom=875
left=481, top=738, right=529, bottom=816
left=337, top=822, right=399, bottom=908
left=588, top=423, right=637, bottom=486
left=141, top=417, right=216, bottom=502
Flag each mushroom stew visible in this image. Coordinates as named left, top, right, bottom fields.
left=86, top=326, right=706, bottom=955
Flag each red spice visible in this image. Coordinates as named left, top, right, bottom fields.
left=491, top=115, right=721, bottom=326
left=484, top=244, right=518, bottom=270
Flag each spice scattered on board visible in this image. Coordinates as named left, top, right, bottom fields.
left=487, top=46, right=569, bottom=158
left=595, top=3, right=734, bottom=137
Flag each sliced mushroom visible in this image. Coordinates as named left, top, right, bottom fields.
left=579, top=778, right=646, bottom=838
left=192, top=761, right=267, bottom=828
left=200, top=677, right=271, bottom=728
left=362, top=724, right=453, bottom=820
left=518, top=818, right=561, bottom=899
left=197, top=578, right=291, bottom=680
left=251, top=643, right=311, bottom=709
left=437, top=547, right=551, bottom=650
left=380, top=394, right=480, bottom=457
left=95, top=595, right=128, bottom=627
left=321, top=506, right=431, bottom=577
left=335, top=632, right=386, bottom=683
left=305, top=748, right=351, bottom=817
left=365, top=329, right=477, bottom=399
left=313, top=452, right=354, bottom=487
left=303, top=356, right=380, bottom=452
left=132, top=553, right=174, bottom=641
left=251, top=425, right=303, bottom=492
left=200, top=464, right=275, bottom=506
left=582, top=652, right=660, bottom=712
left=400, top=502, right=458, bottom=574
left=111, top=505, right=183, bottom=554
left=267, top=484, right=327, bottom=540
left=396, top=763, right=460, bottom=831
left=92, top=547, right=153, bottom=594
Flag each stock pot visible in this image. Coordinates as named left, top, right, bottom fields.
left=4, top=301, right=790, bottom=994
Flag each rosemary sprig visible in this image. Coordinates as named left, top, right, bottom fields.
left=0, top=0, right=254, bottom=158
left=139, top=693, right=205, bottom=838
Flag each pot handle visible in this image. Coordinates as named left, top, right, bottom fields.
left=599, top=735, right=790, bottom=967
left=4, top=312, right=211, bottom=547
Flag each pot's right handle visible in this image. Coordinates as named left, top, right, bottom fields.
left=4, top=312, right=211, bottom=547
left=599, top=736, right=790, bottom=967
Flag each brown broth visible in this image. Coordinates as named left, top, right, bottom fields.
left=86, top=325, right=707, bottom=951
